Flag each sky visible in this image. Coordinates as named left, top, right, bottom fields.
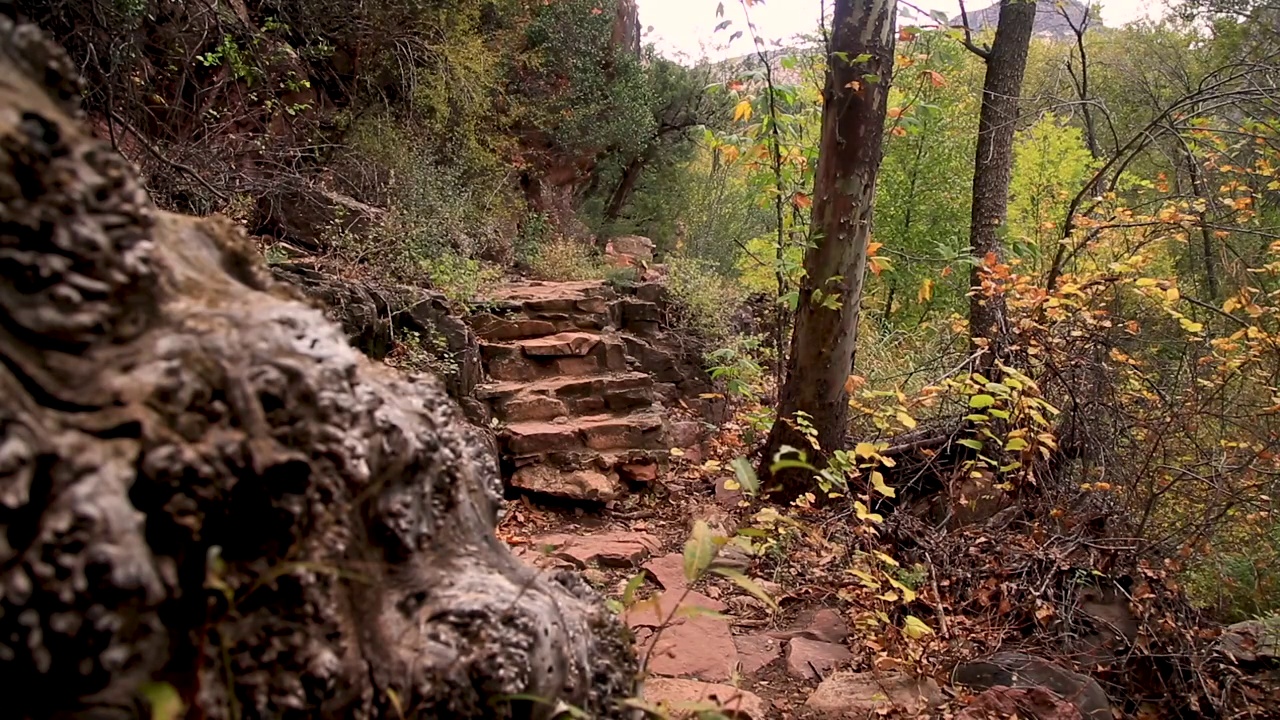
left=638, top=0, right=1169, bottom=61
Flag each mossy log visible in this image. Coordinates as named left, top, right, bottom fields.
left=0, top=19, right=635, bottom=719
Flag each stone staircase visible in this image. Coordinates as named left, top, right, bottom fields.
left=468, top=280, right=714, bottom=502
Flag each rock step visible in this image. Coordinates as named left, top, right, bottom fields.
left=477, top=371, right=655, bottom=422
left=502, top=412, right=667, bottom=455
left=481, top=332, right=629, bottom=381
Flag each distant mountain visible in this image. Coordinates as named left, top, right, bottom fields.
left=950, top=0, right=1098, bottom=40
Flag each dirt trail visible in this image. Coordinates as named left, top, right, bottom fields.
left=467, top=279, right=943, bottom=718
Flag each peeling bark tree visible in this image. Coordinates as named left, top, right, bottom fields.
left=961, top=0, right=1036, bottom=372
left=759, top=0, right=897, bottom=493
left=0, top=19, right=635, bottom=719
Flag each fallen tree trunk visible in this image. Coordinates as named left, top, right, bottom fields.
left=0, top=18, right=635, bottom=719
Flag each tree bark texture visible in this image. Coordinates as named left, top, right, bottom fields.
left=760, top=0, right=896, bottom=492
left=967, top=0, right=1036, bottom=371
left=0, top=19, right=635, bottom=719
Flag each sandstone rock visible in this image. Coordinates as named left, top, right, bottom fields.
left=804, top=671, right=943, bottom=717
left=504, top=421, right=581, bottom=454
left=770, top=607, right=849, bottom=644
left=786, top=637, right=852, bottom=680
left=642, top=553, right=688, bottom=592
left=668, top=421, right=704, bottom=449
left=469, top=314, right=559, bottom=341
left=734, top=634, right=783, bottom=675
left=627, top=591, right=737, bottom=681
left=520, top=331, right=601, bottom=357
left=502, top=395, right=569, bottom=422
left=952, top=653, right=1111, bottom=720
left=534, top=531, right=661, bottom=567
left=642, top=678, right=766, bottom=720
left=510, top=466, right=623, bottom=502
left=1218, top=618, right=1280, bottom=664
left=716, top=476, right=744, bottom=508
left=258, top=177, right=387, bottom=252
left=619, top=461, right=659, bottom=482
left=957, top=686, right=1085, bottom=720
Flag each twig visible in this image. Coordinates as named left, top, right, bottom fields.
left=109, top=110, right=229, bottom=202
left=924, top=551, right=950, bottom=637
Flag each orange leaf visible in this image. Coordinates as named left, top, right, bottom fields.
left=888, top=107, right=904, bottom=119
left=792, top=192, right=812, bottom=210
left=899, top=28, right=917, bottom=42
left=891, top=126, right=907, bottom=137
left=844, top=375, right=867, bottom=394
left=941, top=265, right=953, bottom=277
left=924, top=70, right=946, bottom=88
left=867, top=241, right=883, bottom=254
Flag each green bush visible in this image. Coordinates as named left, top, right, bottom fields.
left=664, top=254, right=744, bottom=347
left=526, top=237, right=604, bottom=281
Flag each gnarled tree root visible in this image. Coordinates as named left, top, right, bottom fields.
left=0, top=19, right=636, bottom=719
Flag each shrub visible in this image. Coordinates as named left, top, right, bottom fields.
left=664, top=254, right=744, bottom=347
left=527, top=237, right=604, bottom=281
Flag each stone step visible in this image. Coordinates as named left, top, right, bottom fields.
left=512, top=448, right=667, bottom=480
left=501, top=412, right=666, bottom=455
left=468, top=312, right=602, bottom=341
left=482, top=333, right=628, bottom=381
left=477, top=372, right=655, bottom=422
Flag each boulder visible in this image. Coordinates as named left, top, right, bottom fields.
left=642, top=678, right=766, bottom=720
left=804, top=671, right=943, bottom=717
left=1218, top=618, right=1280, bottom=664
left=642, top=553, right=689, bottom=592
left=952, top=653, right=1111, bottom=720
left=770, top=607, right=850, bottom=645
left=257, top=176, right=387, bottom=252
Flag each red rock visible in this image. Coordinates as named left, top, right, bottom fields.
left=620, top=461, right=659, bottom=482
left=786, top=637, right=852, bottom=680
left=533, top=531, right=661, bottom=568
left=510, top=467, right=622, bottom=502
left=642, top=553, right=687, bottom=592
left=501, top=395, right=568, bottom=422
left=627, top=591, right=737, bottom=681
left=520, top=332, right=600, bottom=357
left=769, top=607, right=850, bottom=645
left=804, top=671, right=943, bottom=717
left=733, top=634, right=783, bottom=675
left=643, top=678, right=766, bottom=720
left=715, top=476, right=744, bottom=508
left=957, top=686, right=1085, bottom=720
left=503, top=421, right=580, bottom=454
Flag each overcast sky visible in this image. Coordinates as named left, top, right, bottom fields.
left=638, top=0, right=1169, bottom=61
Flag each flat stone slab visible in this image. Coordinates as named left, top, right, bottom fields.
left=643, top=678, right=766, bottom=720
left=627, top=591, right=737, bottom=682
left=519, top=331, right=601, bottom=357
left=786, top=637, right=852, bottom=680
left=804, top=671, right=943, bottom=717
left=642, top=553, right=687, bottom=592
left=734, top=634, right=783, bottom=675
left=531, top=531, right=661, bottom=568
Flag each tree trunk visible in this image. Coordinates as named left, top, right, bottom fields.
left=967, top=0, right=1036, bottom=372
left=603, top=155, right=646, bottom=222
left=0, top=20, right=635, bottom=719
left=759, top=0, right=897, bottom=494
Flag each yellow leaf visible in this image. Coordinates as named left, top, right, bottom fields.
left=903, top=615, right=934, bottom=639
left=1135, top=278, right=1159, bottom=287
left=1223, top=297, right=1240, bottom=313
left=855, top=442, right=879, bottom=459
left=870, top=470, right=896, bottom=498
left=855, top=501, right=884, bottom=524
left=917, top=278, right=934, bottom=303
left=872, top=550, right=899, bottom=567
left=1179, top=317, right=1204, bottom=333
left=733, top=99, right=753, bottom=123
left=849, top=568, right=882, bottom=588
left=887, top=577, right=917, bottom=603
left=896, top=410, right=917, bottom=429
left=1166, top=287, right=1180, bottom=302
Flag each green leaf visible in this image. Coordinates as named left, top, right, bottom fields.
left=140, top=682, right=185, bottom=720
left=964, top=413, right=990, bottom=422
left=622, top=573, right=645, bottom=607
left=730, top=456, right=760, bottom=496
left=711, top=567, right=779, bottom=611
left=1004, top=438, right=1028, bottom=451
left=969, top=394, right=996, bottom=408
left=957, top=439, right=984, bottom=450
left=984, top=382, right=1012, bottom=395
left=683, top=520, right=717, bottom=582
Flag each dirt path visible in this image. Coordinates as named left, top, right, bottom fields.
left=468, top=279, right=944, bottom=718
